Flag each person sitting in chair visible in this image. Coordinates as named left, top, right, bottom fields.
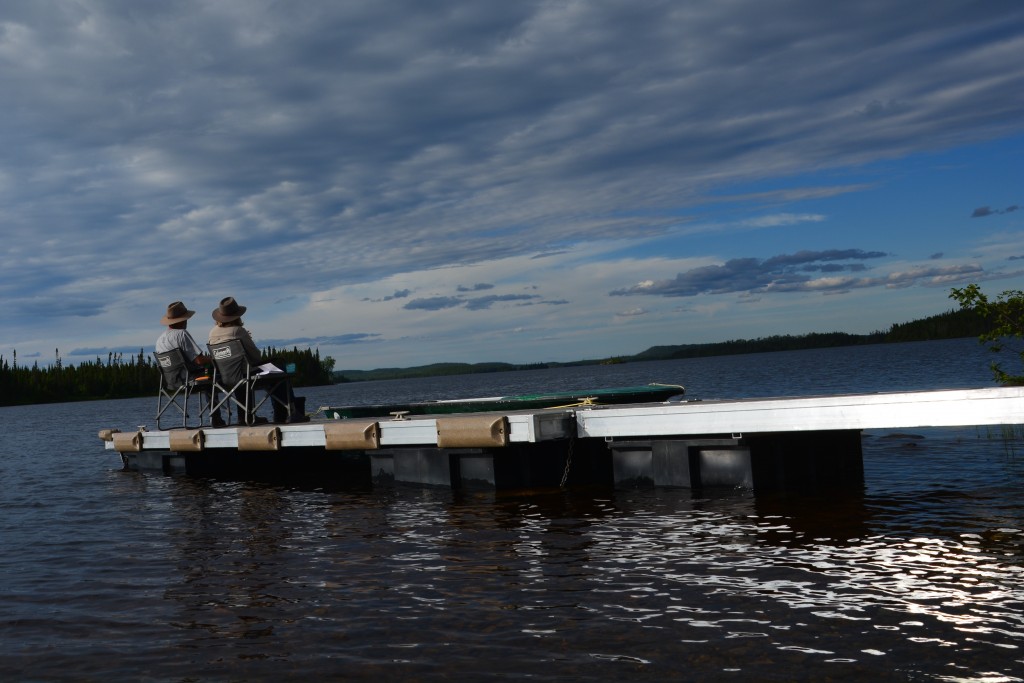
left=208, top=296, right=307, bottom=424
left=157, top=301, right=226, bottom=428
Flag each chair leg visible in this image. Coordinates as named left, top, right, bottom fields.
left=183, top=386, right=194, bottom=429
left=242, top=387, right=254, bottom=425
left=208, top=390, right=232, bottom=427
left=156, top=388, right=189, bottom=430
left=185, top=386, right=210, bottom=430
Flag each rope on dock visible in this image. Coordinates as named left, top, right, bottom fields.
left=547, top=397, right=599, bottom=409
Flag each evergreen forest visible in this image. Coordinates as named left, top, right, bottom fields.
left=0, top=346, right=336, bottom=407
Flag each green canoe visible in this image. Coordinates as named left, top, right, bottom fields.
left=323, top=383, right=685, bottom=419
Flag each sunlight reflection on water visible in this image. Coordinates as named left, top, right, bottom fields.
left=1, top=339, right=1023, bottom=680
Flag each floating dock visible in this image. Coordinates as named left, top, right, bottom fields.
left=99, top=386, right=1024, bottom=492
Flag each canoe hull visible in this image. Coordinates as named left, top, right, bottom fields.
left=324, top=384, right=685, bottom=419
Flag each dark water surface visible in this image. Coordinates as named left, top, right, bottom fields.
left=2, top=338, right=1023, bottom=681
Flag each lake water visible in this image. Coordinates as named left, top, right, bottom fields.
left=2, top=338, right=1023, bottom=681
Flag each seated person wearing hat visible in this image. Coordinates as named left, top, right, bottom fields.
left=208, top=296, right=308, bottom=424
left=156, top=301, right=226, bottom=428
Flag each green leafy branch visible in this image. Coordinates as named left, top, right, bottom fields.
left=949, top=284, right=1024, bottom=385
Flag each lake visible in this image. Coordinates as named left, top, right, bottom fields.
left=2, top=337, right=1023, bottom=681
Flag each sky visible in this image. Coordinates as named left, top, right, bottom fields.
left=2, top=1, right=1023, bottom=371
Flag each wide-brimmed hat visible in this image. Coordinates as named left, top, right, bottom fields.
left=161, top=301, right=195, bottom=325
left=212, top=296, right=247, bottom=323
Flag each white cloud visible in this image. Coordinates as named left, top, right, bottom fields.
left=1, top=1, right=1023, bottom=366
left=738, top=213, right=826, bottom=229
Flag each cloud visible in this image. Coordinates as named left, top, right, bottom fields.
left=259, top=333, right=383, bottom=347
left=611, top=249, right=890, bottom=297
left=68, top=346, right=157, bottom=357
left=885, top=265, right=984, bottom=287
left=363, top=289, right=412, bottom=302
left=402, top=293, right=541, bottom=311
left=609, top=250, right=1008, bottom=298
left=972, top=205, right=1020, bottom=217
left=464, top=294, right=537, bottom=310
left=737, top=213, right=826, bottom=229
left=763, top=249, right=887, bottom=268
left=68, top=333, right=383, bottom=357
left=2, top=2, right=1024, bottom=366
left=403, top=296, right=464, bottom=311
left=5, top=3, right=1022, bottom=286
left=10, top=297, right=106, bottom=318
left=456, top=283, right=495, bottom=292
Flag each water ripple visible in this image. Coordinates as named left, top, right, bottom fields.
left=3, top=340, right=1024, bottom=680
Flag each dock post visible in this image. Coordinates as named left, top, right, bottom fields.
left=608, top=438, right=746, bottom=488
left=746, top=430, right=864, bottom=493
left=607, top=431, right=861, bottom=493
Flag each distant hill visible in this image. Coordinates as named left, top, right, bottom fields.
left=631, top=331, right=885, bottom=361
left=334, top=307, right=989, bottom=383
left=336, top=361, right=556, bottom=382
left=630, top=307, right=988, bottom=361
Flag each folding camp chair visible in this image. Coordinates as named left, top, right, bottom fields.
left=154, top=348, right=211, bottom=430
left=207, top=339, right=294, bottom=425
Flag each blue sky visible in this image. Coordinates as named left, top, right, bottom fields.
left=2, top=1, right=1022, bottom=370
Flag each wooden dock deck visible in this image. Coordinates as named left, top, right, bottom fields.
left=100, top=386, right=1024, bottom=492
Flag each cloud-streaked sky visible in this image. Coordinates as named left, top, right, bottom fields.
left=2, top=1, right=1023, bottom=369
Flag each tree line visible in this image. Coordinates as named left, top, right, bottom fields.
left=0, top=347, right=337, bottom=407
left=336, top=306, right=993, bottom=382
left=5, top=286, right=1019, bottom=404
left=639, top=307, right=991, bottom=361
